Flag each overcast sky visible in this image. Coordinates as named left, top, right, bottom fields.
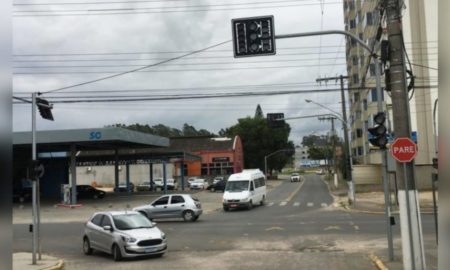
left=12, top=0, right=348, bottom=145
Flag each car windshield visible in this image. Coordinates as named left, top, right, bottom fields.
left=292, top=173, right=299, bottom=176
left=225, top=180, right=249, bottom=192
left=112, top=214, right=154, bottom=230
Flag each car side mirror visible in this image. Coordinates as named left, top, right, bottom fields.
left=151, top=222, right=157, bottom=226
left=103, top=225, right=113, bottom=232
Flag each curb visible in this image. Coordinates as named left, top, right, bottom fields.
left=369, top=254, right=388, bottom=270
left=340, top=203, right=434, bottom=215
left=41, top=259, right=64, bottom=270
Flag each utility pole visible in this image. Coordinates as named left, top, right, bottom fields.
left=318, top=116, right=337, bottom=176
left=385, top=0, right=426, bottom=269
left=316, top=75, right=354, bottom=204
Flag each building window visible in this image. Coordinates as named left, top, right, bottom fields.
left=366, top=12, right=374, bottom=25
left=357, top=147, right=364, bottom=156
left=352, top=56, right=358, bottom=65
left=356, top=129, right=363, bottom=138
left=350, top=19, right=356, bottom=29
left=369, top=63, right=376, bottom=77
left=370, top=88, right=384, bottom=102
left=363, top=99, right=368, bottom=110
left=352, top=74, right=359, bottom=84
left=353, top=92, right=360, bottom=102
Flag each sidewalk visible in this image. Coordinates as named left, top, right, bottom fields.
left=325, top=177, right=438, bottom=270
left=13, top=253, right=63, bottom=270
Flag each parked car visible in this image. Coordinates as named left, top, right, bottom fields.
left=114, top=182, right=135, bottom=192
left=83, top=211, right=167, bottom=261
left=212, top=176, right=225, bottom=185
left=190, top=179, right=207, bottom=190
left=187, top=177, right=198, bottom=188
left=152, top=178, right=177, bottom=190
left=77, top=185, right=106, bottom=199
left=136, top=181, right=154, bottom=192
left=133, top=194, right=202, bottom=222
left=206, top=179, right=226, bottom=192
left=290, top=173, right=301, bottom=182
left=13, top=187, right=32, bottom=203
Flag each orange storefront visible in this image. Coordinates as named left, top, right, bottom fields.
left=171, top=136, right=244, bottom=177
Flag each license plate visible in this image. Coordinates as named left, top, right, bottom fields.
left=145, top=248, right=156, bottom=253
left=230, top=204, right=238, bottom=208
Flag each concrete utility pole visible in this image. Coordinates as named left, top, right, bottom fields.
left=316, top=76, right=352, bottom=188
left=385, top=0, right=426, bottom=269
left=318, top=116, right=337, bottom=176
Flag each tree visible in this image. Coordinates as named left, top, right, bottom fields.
left=254, top=104, right=264, bottom=119
left=221, top=105, right=294, bottom=174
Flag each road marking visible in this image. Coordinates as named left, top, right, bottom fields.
left=267, top=202, right=274, bottom=207
left=307, top=202, right=314, bottom=207
left=265, top=226, right=284, bottom=231
left=285, top=179, right=306, bottom=202
left=293, top=202, right=300, bottom=207
left=354, top=225, right=360, bottom=231
left=321, top=203, right=328, bottom=207
left=279, top=201, right=287, bottom=206
left=324, top=226, right=341, bottom=231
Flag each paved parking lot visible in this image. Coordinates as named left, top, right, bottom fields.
left=13, top=180, right=283, bottom=224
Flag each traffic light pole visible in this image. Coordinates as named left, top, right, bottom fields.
left=31, top=93, right=38, bottom=265
left=385, top=0, right=425, bottom=268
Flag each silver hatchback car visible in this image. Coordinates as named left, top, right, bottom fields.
left=83, top=211, right=167, bottom=261
left=133, top=194, right=202, bottom=222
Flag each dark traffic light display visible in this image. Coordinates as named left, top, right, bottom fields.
left=267, top=113, right=285, bottom=128
left=36, top=97, right=54, bottom=121
left=232, top=16, right=276, bottom=57
left=368, top=112, right=387, bottom=149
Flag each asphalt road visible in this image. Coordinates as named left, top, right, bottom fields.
left=13, top=174, right=437, bottom=269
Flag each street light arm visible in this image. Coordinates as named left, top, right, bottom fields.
left=276, top=30, right=372, bottom=53
left=306, top=99, right=347, bottom=126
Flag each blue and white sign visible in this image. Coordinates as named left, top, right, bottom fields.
left=89, top=131, right=102, bottom=140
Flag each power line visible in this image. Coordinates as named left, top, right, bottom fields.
left=13, top=2, right=342, bottom=17
left=14, top=63, right=350, bottom=75
left=39, top=39, right=231, bottom=94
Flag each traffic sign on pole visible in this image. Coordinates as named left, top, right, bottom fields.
left=390, top=137, right=417, bottom=162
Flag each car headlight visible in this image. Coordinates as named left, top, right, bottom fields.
left=121, top=236, right=137, bottom=243
left=161, top=232, right=166, bottom=240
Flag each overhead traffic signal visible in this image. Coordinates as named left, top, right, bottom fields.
left=36, top=97, right=54, bottom=121
left=231, top=15, right=276, bottom=58
left=267, top=113, right=285, bottom=128
left=368, top=112, right=388, bottom=149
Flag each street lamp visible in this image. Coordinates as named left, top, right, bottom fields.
left=305, top=98, right=355, bottom=205
left=264, top=149, right=292, bottom=177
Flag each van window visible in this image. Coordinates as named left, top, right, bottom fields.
left=250, top=181, right=255, bottom=191
left=259, top=177, right=266, bottom=187
left=225, top=180, right=249, bottom=192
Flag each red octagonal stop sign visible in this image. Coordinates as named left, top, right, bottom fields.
left=390, top=137, right=417, bottom=162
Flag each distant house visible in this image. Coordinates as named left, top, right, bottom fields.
left=170, top=136, right=244, bottom=177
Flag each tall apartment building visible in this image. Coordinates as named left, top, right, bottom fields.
left=343, top=0, right=437, bottom=187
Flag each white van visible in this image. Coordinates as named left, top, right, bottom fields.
left=222, top=169, right=266, bottom=211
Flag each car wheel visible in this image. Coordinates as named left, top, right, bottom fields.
left=183, top=210, right=195, bottom=222
left=223, top=206, right=229, bottom=211
left=112, top=244, right=122, bottom=261
left=247, top=200, right=253, bottom=210
left=83, top=237, right=93, bottom=255
left=260, top=196, right=265, bottom=206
